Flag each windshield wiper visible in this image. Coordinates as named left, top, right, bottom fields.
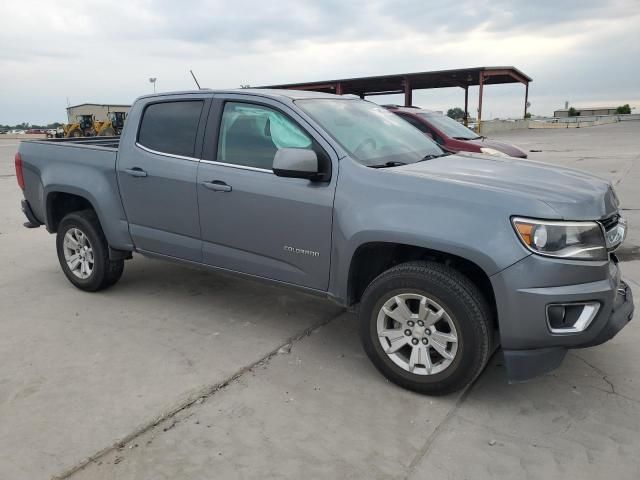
left=369, top=161, right=407, bottom=168
left=418, top=152, right=452, bottom=162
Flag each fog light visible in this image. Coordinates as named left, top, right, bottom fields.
left=546, top=302, right=599, bottom=334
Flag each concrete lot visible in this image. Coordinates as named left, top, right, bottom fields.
left=0, top=122, right=639, bottom=479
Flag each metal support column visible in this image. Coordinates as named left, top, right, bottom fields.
left=336, top=82, right=343, bottom=95
left=464, top=86, right=469, bottom=126
left=477, top=72, right=484, bottom=133
left=404, top=77, right=412, bottom=106
left=524, top=82, right=529, bottom=119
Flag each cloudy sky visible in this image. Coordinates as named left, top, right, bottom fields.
left=1, top=0, right=638, bottom=124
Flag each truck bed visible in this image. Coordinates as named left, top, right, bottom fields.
left=18, top=136, right=123, bottom=233
left=26, top=136, right=120, bottom=150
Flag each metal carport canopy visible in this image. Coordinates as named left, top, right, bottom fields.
left=261, top=66, right=532, bottom=128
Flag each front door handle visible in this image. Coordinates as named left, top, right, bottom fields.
left=124, top=167, right=148, bottom=177
left=201, top=180, right=232, bottom=192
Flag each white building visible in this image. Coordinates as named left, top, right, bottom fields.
left=66, top=103, right=131, bottom=123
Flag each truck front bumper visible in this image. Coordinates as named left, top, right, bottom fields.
left=491, top=254, right=634, bottom=382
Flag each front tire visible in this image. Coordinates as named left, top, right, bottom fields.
left=56, top=210, right=124, bottom=291
left=359, top=261, right=492, bottom=395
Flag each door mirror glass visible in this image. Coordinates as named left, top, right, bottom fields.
left=273, top=148, right=320, bottom=180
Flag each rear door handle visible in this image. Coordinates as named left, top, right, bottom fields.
left=201, top=180, right=232, bottom=192
left=124, top=167, right=148, bottom=177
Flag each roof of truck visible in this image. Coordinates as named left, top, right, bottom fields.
left=137, top=88, right=343, bottom=102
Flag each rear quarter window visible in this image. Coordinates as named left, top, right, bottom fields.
left=138, top=101, right=203, bottom=157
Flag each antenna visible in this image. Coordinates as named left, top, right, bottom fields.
left=190, top=70, right=202, bottom=90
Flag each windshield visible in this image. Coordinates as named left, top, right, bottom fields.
left=418, top=113, right=479, bottom=140
left=296, top=99, right=443, bottom=166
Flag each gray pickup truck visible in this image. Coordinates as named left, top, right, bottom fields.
left=16, top=89, right=634, bottom=394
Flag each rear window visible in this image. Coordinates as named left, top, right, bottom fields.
left=138, top=101, right=203, bottom=157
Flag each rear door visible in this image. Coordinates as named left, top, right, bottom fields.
left=117, top=96, right=210, bottom=261
left=196, top=95, right=338, bottom=290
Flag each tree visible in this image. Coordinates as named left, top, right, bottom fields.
left=524, top=112, right=532, bottom=119
left=616, top=104, right=631, bottom=114
left=447, top=107, right=465, bottom=120
left=568, top=107, right=580, bottom=117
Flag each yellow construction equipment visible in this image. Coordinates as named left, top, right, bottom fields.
left=63, top=112, right=127, bottom=138
left=63, top=115, right=95, bottom=138
left=97, top=111, right=127, bottom=136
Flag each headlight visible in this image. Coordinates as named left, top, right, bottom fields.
left=512, top=217, right=607, bottom=261
left=480, top=147, right=510, bottom=157
left=604, top=217, right=627, bottom=250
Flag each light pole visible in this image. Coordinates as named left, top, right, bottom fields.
left=149, top=77, right=157, bottom=93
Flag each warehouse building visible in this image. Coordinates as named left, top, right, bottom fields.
left=66, top=103, right=131, bottom=123
left=554, top=106, right=618, bottom=117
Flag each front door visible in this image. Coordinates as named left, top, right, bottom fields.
left=196, top=96, right=337, bottom=290
left=117, top=98, right=208, bottom=261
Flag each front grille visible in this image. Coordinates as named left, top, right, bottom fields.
left=600, top=213, right=620, bottom=231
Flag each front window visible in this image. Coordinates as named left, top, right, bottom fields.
left=418, top=113, right=480, bottom=140
left=217, top=102, right=314, bottom=170
left=296, top=99, right=444, bottom=167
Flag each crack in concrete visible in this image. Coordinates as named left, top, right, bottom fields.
left=569, top=352, right=615, bottom=393
left=51, top=309, right=345, bottom=480
left=613, top=153, right=638, bottom=187
left=569, top=353, right=640, bottom=405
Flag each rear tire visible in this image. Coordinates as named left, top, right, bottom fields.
left=359, top=261, right=492, bottom=395
left=56, top=210, right=124, bottom=291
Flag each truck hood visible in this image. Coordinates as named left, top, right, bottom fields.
left=464, top=137, right=527, bottom=158
left=393, top=153, right=618, bottom=220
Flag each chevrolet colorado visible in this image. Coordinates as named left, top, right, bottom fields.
left=16, top=89, right=634, bottom=394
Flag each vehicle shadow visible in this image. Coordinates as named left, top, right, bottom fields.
left=106, top=254, right=344, bottom=336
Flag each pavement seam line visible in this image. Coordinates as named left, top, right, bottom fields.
left=51, top=309, right=345, bottom=480
left=403, top=383, right=472, bottom=478
left=403, top=350, right=498, bottom=479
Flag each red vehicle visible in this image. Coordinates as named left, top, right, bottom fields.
left=385, top=106, right=527, bottom=158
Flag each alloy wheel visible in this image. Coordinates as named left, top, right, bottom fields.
left=377, top=293, right=458, bottom=375
left=63, top=228, right=94, bottom=279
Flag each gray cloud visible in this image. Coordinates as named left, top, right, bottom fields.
left=0, top=0, right=638, bottom=123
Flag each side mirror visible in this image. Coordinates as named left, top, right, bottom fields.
left=273, top=148, right=321, bottom=180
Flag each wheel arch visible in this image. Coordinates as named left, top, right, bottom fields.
left=42, top=181, right=133, bottom=252
left=46, top=189, right=99, bottom=233
left=345, top=241, right=497, bottom=323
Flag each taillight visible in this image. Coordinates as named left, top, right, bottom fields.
left=15, top=152, right=25, bottom=190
